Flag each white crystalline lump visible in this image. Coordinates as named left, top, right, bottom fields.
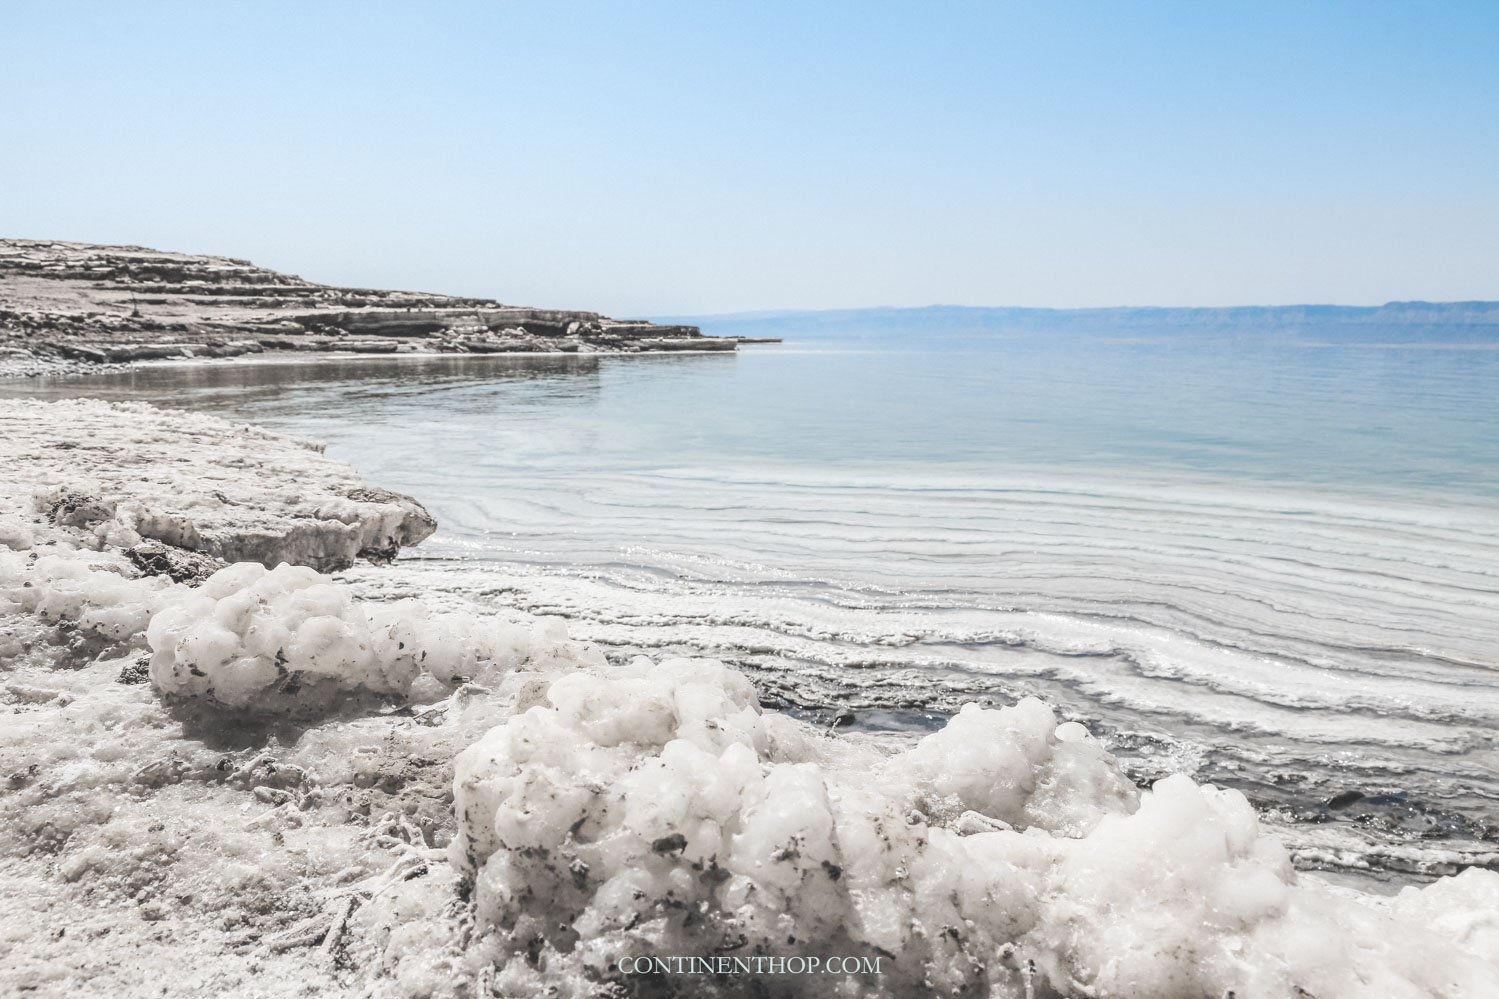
left=452, top=657, right=1499, bottom=999
left=146, top=562, right=576, bottom=712
left=0, top=547, right=168, bottom=644
left=0, top=539, right=173, bottom=665
left=449, top=658, right=1137, bottom=994
left=1390, top=868, right=1499, bottom=967
left=888, top=699, right=1139, bottom=836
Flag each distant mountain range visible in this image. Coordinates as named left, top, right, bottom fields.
left=671, top=302, right=1499, bottom=343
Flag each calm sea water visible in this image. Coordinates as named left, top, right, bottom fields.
left=9, top=327, right=1499, bottom=885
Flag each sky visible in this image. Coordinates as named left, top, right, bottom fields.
left=2, top=2, right=1496, bottom=316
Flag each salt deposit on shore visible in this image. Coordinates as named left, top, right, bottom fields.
left=3, top=399, right=1498, bottom=998
left=0, top=398, right=435, bottom=571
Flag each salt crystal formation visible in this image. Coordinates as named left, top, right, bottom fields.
left=4, top=400, right=1499, bottom=998
left=0, top=531, right=174, bottom=668
left=452, top=657, right=1499, bottom=998
left=0, top=499, right=599, bottom=994
left=146, top=562, right=585, bottom=713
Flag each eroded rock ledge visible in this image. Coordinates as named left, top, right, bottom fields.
left=0, top=238, right=752, bottom=370
left=0, top=398, right=435, bottom=572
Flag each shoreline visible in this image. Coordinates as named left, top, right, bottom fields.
left=6, top=361, right=1498, bottom=884
left=3, top=396, right=1499, bottom=996
left=0, top=343, right=780, bottom=381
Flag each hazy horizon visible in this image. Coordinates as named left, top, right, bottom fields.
left=3, top=2, right=1497, bottom=315
left=12, top=234, right=1497, bottom=319
left=665, top=299, right=1499, bottom=320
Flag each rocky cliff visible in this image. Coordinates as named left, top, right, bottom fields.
left=0, top=238, right=736, bottom=368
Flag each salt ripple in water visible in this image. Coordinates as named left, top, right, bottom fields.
left=11, top=329, right=1498, bottom=887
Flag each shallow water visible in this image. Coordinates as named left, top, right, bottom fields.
left=7, top=328, right=1498, bottom=885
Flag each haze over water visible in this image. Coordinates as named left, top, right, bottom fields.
left=12, top=320, right=1499, bottom=887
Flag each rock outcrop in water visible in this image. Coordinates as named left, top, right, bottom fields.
left=0, top=238, right=739, bottom=370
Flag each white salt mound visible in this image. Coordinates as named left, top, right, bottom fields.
left=451, top=656, right=1499, bottom=998
left=0, top=530, right=174, bottom=668
left=1, top=521, right=598, bottom=996
left=145, top=561, right=590, bottom=713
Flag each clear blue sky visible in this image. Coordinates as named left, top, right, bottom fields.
left=2, top=2, right=1496, bottom=315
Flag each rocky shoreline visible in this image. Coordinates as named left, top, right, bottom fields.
left=0, top=239, right=767, bottom=375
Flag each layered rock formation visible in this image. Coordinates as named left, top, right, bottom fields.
left=0, top=239, right=739, bottom=367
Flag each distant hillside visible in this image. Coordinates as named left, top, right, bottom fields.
left=673, top=302, right=1499, bottom=344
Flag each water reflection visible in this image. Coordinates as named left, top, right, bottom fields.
left=2, top=353, right=621, bottom=412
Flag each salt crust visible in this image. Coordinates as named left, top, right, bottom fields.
left=0, top=398, right=435, bottom=572
left=3, top=501, right=1498, bottom=995
left=145, top=561, right=575, bottom=714
left=450, top=658, right=1499, bottom=998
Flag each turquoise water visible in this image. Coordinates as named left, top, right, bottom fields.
left=8, top=325, right=1499, bottom=883
left=20, top=332, right=1499, bottom=491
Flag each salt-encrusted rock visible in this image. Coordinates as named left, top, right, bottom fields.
left=0, top=398, right=435, bottom=571
left=125, top=540, right=228, bottom=585
left=0, top=563, right=588, bottom=996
